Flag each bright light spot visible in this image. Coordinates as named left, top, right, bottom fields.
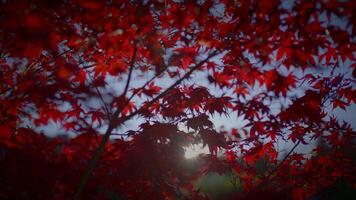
left=111, top=29, right=123, bottom=36
left=184, top=143, right=210, bottom=159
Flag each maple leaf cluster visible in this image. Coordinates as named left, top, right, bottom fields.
left=0, top=0, right=355, bottom=199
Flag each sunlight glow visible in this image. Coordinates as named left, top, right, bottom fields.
left=184, top=143, right=210, bottom=159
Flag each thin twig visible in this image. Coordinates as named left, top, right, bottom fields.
left=243, top=140, right=301, bottom=198
left=122, top=43, right=138, bottom=97
left=269, top=140, right=301, bottom=177
left=0, top=49, right=73, bottom=97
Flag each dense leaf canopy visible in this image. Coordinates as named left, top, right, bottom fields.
left=0, top=0, right=355, bottom=199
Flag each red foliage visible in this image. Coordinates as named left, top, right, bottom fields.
left=0, top=0, right=355, bottom=199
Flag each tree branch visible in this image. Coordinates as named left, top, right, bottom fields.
left=72, top=50, right=219, bottom=199
left=73, top=44, right=138, bottom=200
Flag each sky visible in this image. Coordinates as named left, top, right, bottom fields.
left=35, top=51, right=356, bottom=159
